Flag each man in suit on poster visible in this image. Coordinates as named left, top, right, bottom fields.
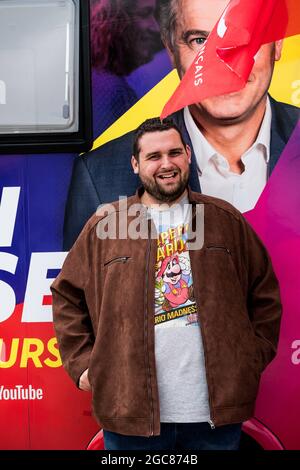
left=63, top=0, right=300, bottom=249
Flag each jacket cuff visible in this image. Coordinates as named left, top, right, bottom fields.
left=66, top=350, right=92, bottom=388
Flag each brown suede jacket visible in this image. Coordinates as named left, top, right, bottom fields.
left=51, top=188, right=281, bottom=437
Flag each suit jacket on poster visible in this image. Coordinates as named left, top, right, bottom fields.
left=63, top=97, right=300, bottom=250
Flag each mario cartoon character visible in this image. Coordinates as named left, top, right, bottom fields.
left=155, top=254, right=194, bottom=311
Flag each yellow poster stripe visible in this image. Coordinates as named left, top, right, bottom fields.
left=91, top=70, right=180, bottom=152
left=269, top=35, right=300, bottom=105
left=91, top=35, right=300, bottom=152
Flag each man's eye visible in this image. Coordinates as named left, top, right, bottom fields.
left=190, top=37, right=207, bottom=48
left=148, top=155, right=160, bottom=160
left=169, top=151, right=182, bottom=156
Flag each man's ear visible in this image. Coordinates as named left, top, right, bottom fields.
left=186, top=144, right=192, bottom=164
left=131, top=155, right=139, bottom=174
left=275, top=39, right=284, bottom=61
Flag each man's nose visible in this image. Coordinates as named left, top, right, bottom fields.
left=159, top=155, right=175, bottom=168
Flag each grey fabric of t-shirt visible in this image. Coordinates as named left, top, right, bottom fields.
left=149, top=193, right=210, bottom=423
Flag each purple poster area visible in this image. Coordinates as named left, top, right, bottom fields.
left=245, top=122, right=300, bottom=449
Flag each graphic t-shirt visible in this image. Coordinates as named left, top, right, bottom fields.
left=149, top=195, right=210, bottom=423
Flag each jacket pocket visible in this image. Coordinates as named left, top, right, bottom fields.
left=206, top=244, right=244, bottom=293
left=104, top=256, right=131, bottom=267
left=206, top=245, right=231, bottom=254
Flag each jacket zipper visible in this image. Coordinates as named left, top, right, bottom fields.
left=199, top=318, right=216, bottom=430
left=207, top=243, right=240, bottom=430
left=190, top=243, right=216, bottom=429
left=208, top=419, right=215, bottom=430
left=104, top=256, right=131, bottom=267
left=145, top=221, right=154, bottom=436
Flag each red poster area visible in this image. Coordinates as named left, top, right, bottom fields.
left=0, top=303, right=98, bottom=449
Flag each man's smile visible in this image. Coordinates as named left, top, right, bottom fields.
left=156, top=170, right=179, bottom=183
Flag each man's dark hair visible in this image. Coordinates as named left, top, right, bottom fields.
left=156, top=0, right=179, bottom=52
left=133, top=117, right=187, bottom=159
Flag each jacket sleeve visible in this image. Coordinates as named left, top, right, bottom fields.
left=51, top=219, right=96, bottom=387
left=63, top=155, right=101, bottom=251
left=240, top=216, right=282, bottom=372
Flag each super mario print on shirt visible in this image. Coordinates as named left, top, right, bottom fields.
left=154, top=221, right=199, bottom=328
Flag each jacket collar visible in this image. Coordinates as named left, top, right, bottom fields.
left=269, top=95, right=293, bottom=175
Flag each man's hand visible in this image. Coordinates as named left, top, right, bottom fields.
left=79, top=368, right=91, bottom=391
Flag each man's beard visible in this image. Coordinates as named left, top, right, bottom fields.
left=139, top=170, right=189, bottom=203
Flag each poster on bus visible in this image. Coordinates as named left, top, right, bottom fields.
left=0, top=0, right=299, bottom=450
